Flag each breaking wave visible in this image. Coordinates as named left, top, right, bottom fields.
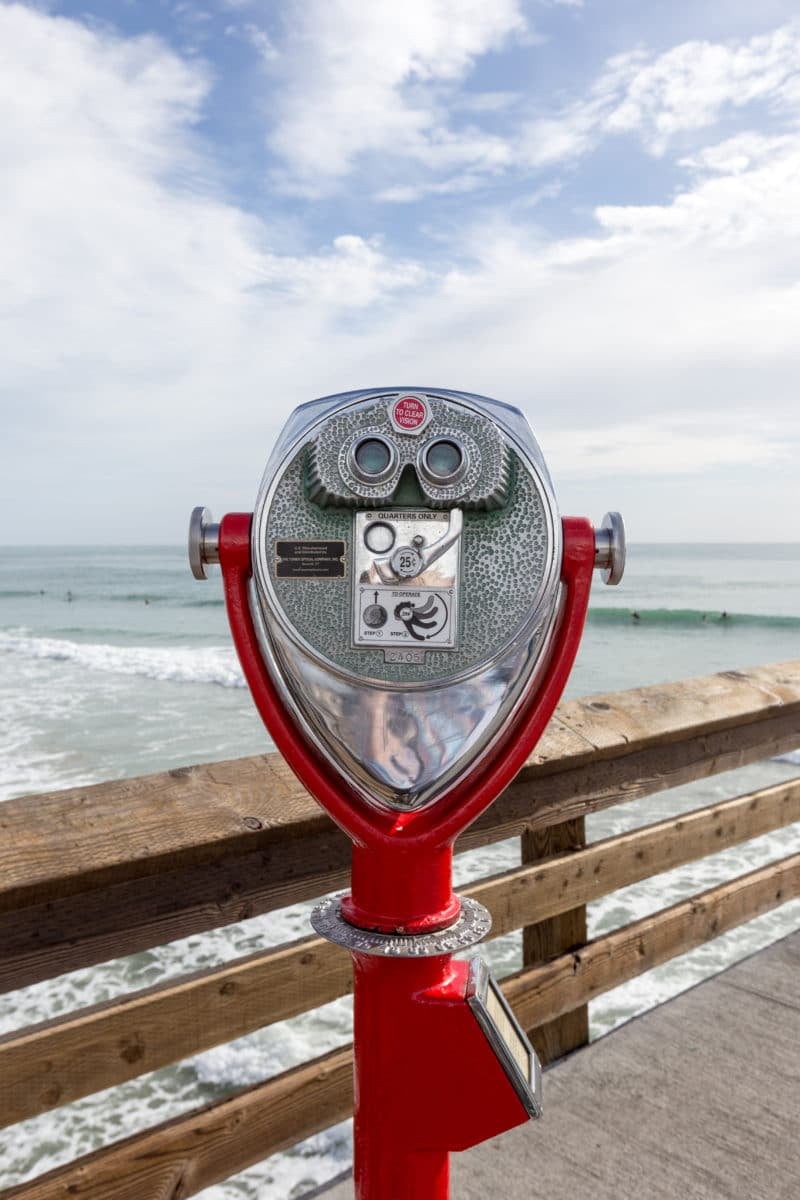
left=0, top=632, right=245, bottom=688
left=587, top=607, right=800, bottom=628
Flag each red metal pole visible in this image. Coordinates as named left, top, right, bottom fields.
left=352, top=953, right=452, bottom=1200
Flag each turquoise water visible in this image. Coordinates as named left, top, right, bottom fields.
left=0, top=543, right=798, bottom=1196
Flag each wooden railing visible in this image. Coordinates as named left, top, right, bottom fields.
left=1, top=661, right=799, bottom=1198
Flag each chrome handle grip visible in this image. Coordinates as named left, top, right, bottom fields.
left=594, top=511, right=625, bottom=586
left=188, top=506, right=220, bottom=580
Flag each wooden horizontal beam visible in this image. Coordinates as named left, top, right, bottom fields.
left=3, top=779, right=797, bottom=1130
left=470, top=776, right=800, bottom=938
left=505, top=852, right=800, bottom=1030
left=3, top=661, right=798, bottom=911
left=0, top=936, right=351, bottom=1133
left=472, top=700, right=800, bottom=849
left=0, top=828, right=352, bottom=995
left=0, top=1045, right=353, bottom=1200
left=3, top=663, right=799, bottom=993
left=4, top=852, right=796, bottom=1200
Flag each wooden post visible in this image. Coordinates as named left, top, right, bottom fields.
left=521, top=817, right=589, bottom=1065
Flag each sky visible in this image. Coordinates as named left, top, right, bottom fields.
left=1, top=0, right=799, bottom=544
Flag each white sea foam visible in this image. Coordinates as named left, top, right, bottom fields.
left=774, top=750, right=800, bottom=764
left=0, top=631, right=245, bottom=689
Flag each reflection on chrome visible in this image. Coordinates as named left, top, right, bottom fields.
left=259, top=599, right=560, bottom=812
left=247, top=388, right=564, bottom=814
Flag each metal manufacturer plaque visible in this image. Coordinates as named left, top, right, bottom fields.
left=275, top=540, right=346, bottom=579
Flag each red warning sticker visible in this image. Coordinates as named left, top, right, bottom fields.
left=391, top=395, right=429, bottom=433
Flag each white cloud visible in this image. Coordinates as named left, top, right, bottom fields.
left=0, top=2, right=427, bottom=511
left=454, top=90, right=522, bottom=114
left=265, top=0, right=526, bottom=191
left=240, top=21, right=278, bottom=61
left=678, top=130, right=795, bottom=174
left=0, top=5, right=208, bottom=174
left=595, top=130, right=800, bottom=246
left=1, top=4, right=799, bottom=542
left=520, top=104, right=602, bottom=167
left=257, top=11, right=800, bottom=201
left=375, top=174, right=488, bottom=203
left=520, top=21, right=800, bottom=167
left=254, top=235, right=426, bottom=306
left=0, top=5, right=248, bottom=424
left=605, top=24, right=800, bottom=154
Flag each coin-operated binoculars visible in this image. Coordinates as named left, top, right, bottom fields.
left=190, top=388, right=624, bottom=1200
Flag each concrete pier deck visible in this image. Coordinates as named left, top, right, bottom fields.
left=309, top=930, right=800, bottom=1200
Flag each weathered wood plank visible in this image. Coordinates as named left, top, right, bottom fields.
left=471, top=706, right=800, bottom=848
left=0, top=751, right=322, bottom=912
left=504, top=853, right=800, bottom=1030
left=3, top=677, right=799, bottom=993
left=0, top=1046, right=353, bottom=1200
left=0, top=830, right=352, bottom=995
left=0, top=936, right=352, bottom=1131
left=3, top=855, right=797, bottom=1200
left=2, top=780, right=797, bottom=1129
left=470, top=777, right=800, bottom=936
left=521, top=818, right=589, bottom=1065
left=2, top=662, right=798, bottom=913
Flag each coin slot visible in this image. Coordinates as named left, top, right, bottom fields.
left=364, top=521, right=395, bottom=554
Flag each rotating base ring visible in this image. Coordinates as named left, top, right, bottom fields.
left=310, top=894, right=492, bottom=957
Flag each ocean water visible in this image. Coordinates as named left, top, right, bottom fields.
left=0, top=543, right=799, bottom=1196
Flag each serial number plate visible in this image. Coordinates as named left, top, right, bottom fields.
left=384, top=647, right=425, bottom=664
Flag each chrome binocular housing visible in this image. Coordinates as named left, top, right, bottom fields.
left=191, top=388, right=624, bottom=813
